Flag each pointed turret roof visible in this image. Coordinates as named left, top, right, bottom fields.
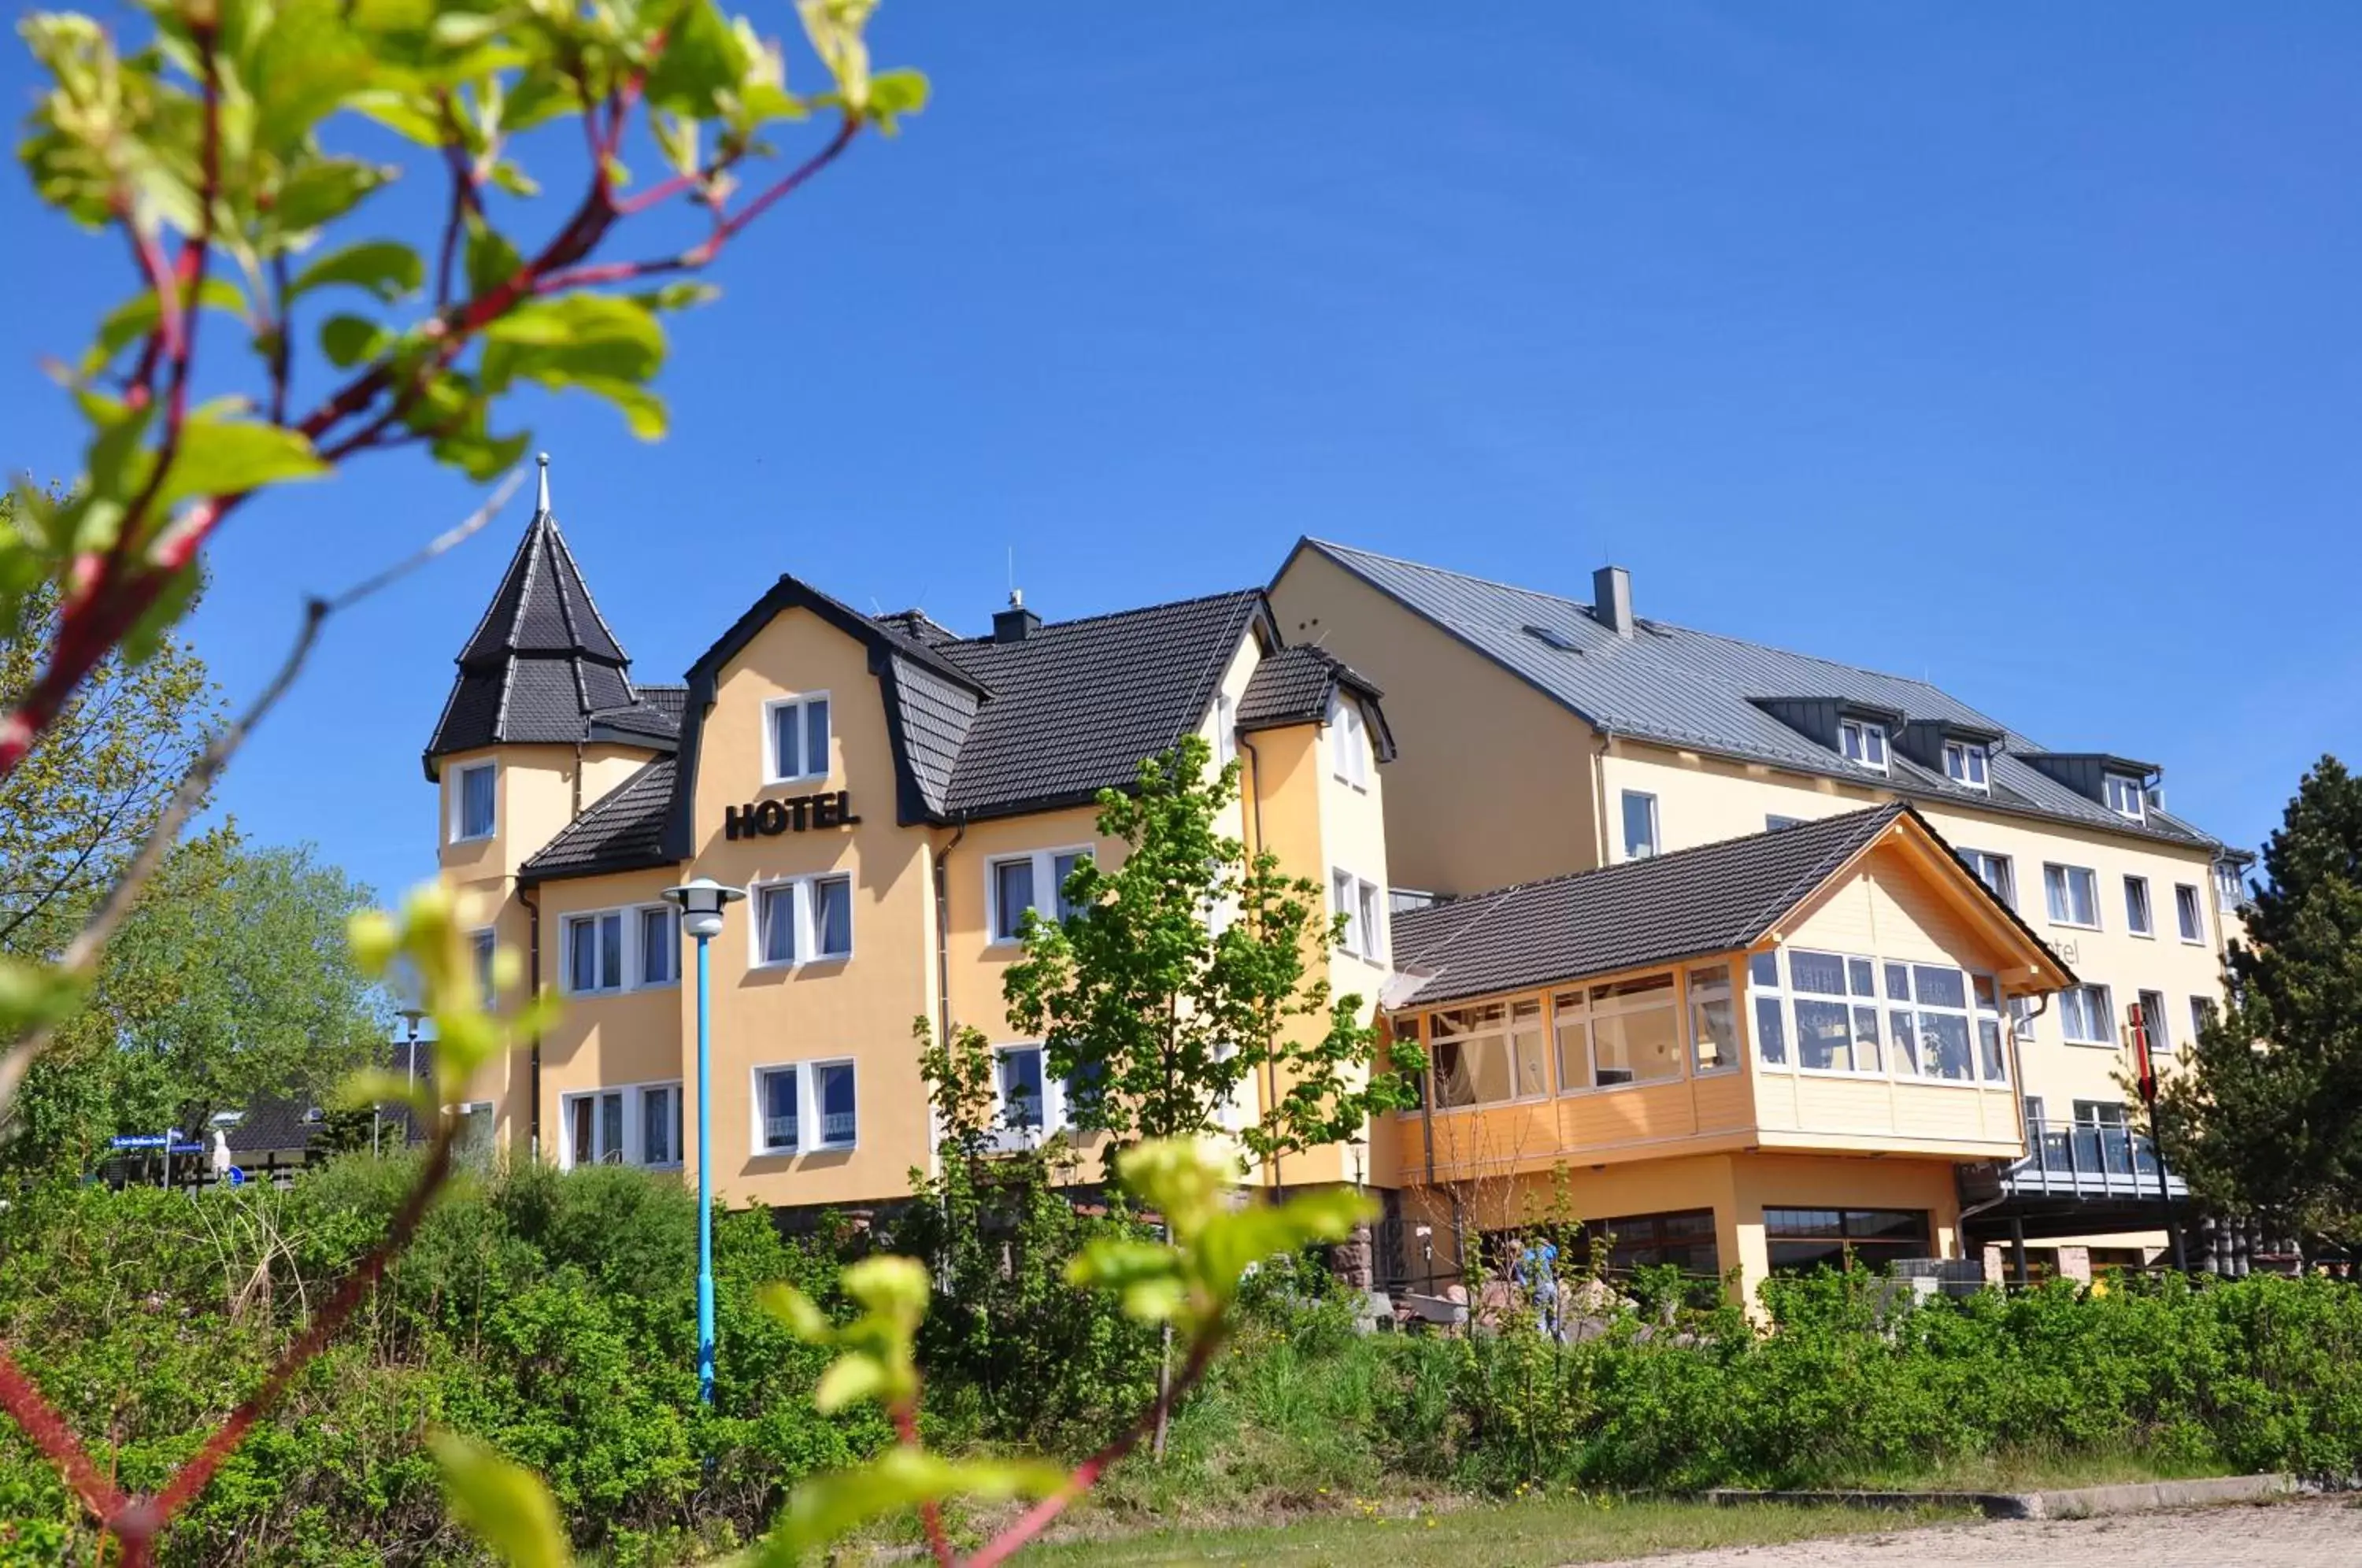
left=424, top=456, right=654, bottom=777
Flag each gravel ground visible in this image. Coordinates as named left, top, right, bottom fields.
left=1607, top=1496, right=2358, bottom=1567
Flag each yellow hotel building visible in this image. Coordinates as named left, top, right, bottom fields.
left=421, top=471, right=2245, bottom=1298
left=427, top=465, right=1394, bottom=1214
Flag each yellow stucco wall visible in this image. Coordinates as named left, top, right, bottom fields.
left=1268, top=547, right=1599, bottom=895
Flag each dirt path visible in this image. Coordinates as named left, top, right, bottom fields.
left=1605, top=1496, right=2355, bottom=1566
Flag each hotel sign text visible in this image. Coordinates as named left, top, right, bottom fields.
left=724, top=790, right=862, bottom=841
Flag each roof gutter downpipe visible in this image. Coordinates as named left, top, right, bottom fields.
left=1590, top=731, right=1613, bottom=867
left=520, top=881, right=542, bottom=1159
left=932, top=815, right=968, bottom=1182
left=1236, top=731, right=1283, bottom=1199
left=1957, top=991, right=2054, bottom=1248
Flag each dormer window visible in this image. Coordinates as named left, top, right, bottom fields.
left=765, top=693, right=831, bottom=785
left=1942, top=741, right=1989, bottom=791
left=1330, top=696, right=1369, bottom=790
left=1839, top=719, right=1888, bottom=773
left=2103, top=773, right=2145, bottom=822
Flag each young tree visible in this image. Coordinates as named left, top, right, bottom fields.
left=7, top=826, right=388, bottom=1174
left=2157, top=756, right=2362, bottom=1250
left=0, top=565, right=220, bottom=963
left=1002, top=734, right=1418, bottom=1176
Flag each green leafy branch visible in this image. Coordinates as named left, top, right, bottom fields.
left=2, top=0, right=924, bottom=786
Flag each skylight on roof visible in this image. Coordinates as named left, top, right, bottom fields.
left=1523, top=623, right=1580, bottom=653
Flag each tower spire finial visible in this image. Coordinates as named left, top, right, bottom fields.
left=536, top=452, right=552, bottom=516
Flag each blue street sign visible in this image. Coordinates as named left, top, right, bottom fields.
left=168, top=1142, right=202, bottom=1156
left=109, top=1134, right=167, bottom=1149
left=227, top=1167, right=246, bottom=1188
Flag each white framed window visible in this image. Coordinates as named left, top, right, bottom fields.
left=2174, top=882, right=2204, bottom=943
left=1686, top=963, right=1738, bottom=1074
left=451, top=761, right=496, bottom=842
left=2059, top=983, right=2115, bottom=1046
left=1748, top=951, right=1786, bottom=1067
left=454, top=1100, right=496, bottom=1163
left=563, top=911, right=625, bottom=994
left=560, top=1081, right=682, bottom=1169
left=986, top=849, right=1090, bottom=945
left=2123, top=876, right=2153, bottom=938
left=1751, top=947, right=2005, bottom=1085
left=754, top=1065, right=801, bottom=1154
left=2190, top=995, right=2216, bottom=1043
left=1558, top=975, right=1683, bottom=1089
left=638, top=905, right=679, bottom=986
left=2103, top=773, right=2145, bottom=821
left=1786, top=949, right=1883, bottom=1074
left=1620, top=790, right=1659, bottom=860
left=1839, top=719, right=1889, bottom=772
left=1942, top=740, right=1990, bottom=790
left=2214, top=860, right=2244, bottom=913
left=750, top=1060, right=859, bottom=1154
left=2042, top=863, right=2100, bottom=929
left=763, top=693, right=832, bottom=785
left=468, top=929, right=498, bottom=1008
left=752, top=874, right=855, bottom=967
left=1331, top=870, right=1384, bottom=960
left=561, top=904, right=678, bottom=995
left=1214, top=693, right=1236, bottom=771
left=2136, top=989, right=2170, bottom=1056
left=1428, top=1001, right=1549, bottom=1108
left=996, top=1045, right=1047, bottom=1132
left=813, top=1060, right=857, bottom=1148
left=1959, top=849, right=2015, bottom=908
left=1329, top=695, right=1369, bottom=790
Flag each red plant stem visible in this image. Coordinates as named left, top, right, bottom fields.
left=962, top=1330, right=1224, bottom=1568
left=892, top=1401, right=955, bottom=1568
left=535, top=116, right=857, bottom=293
left=0, top=1350, right=128, bottom=1524
left=0, top=93, right=864, bottom=788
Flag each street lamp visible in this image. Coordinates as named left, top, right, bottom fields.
left=662, top=875, right=746, bottom=1405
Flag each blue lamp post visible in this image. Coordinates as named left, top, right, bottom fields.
left=663, top=875, right=745, bottom=1405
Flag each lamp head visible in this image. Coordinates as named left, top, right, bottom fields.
left=663, top=875, right=746, bottom=941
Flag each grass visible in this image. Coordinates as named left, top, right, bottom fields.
left=1016, top=1496, right=1972, bottom=1567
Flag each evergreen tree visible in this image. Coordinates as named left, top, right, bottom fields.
left=2157, top=756, right=2362, bottom=1248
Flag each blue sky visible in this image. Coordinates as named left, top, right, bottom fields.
left=5, top=3, right=2356, bottom=904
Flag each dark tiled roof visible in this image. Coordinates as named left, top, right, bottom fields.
left=1235, top=645, right=1398, bottom=760
left=932, top=590, right=1269, bottom=819
left=1391, top=805, right=1909, bottom=1007
left=1291, top=540, right=2225, bottom=854
left=883, top=653, right=982, bottom=819
left=873, top=608, right=961, bottom=646
left=425, top=486, right=650, bottom=774
left=521, top=757, right=679, bottom=882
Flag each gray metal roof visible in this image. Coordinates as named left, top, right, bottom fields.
left=1290, top=539, right=2223, bottom=854
left=1392, top=805, right=1908, bottom=1006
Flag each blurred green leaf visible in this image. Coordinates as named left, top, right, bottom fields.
left=430, top=1431, right=572, bottom=1568
left=157, top=420, right=331, bottom=508
left=273, top=157, right=398, bottom=234
left=571, top=376, right=667, bottom=440
left=0, top=957, right=91, bottom=1038
left=319, top=314, right=391, bottom=368
left=117, top=559, right=203, bottom=666
left=645, top=0, right=750, bottom=119
left=865, top=68, right=927, bottom=131
left=249, top=0, right=378, bottom=152
left=291, top=240, right=424, bottom=302
left=465, top=217, right=524, bottom=301
left=764, top=1448, right=1064, bottom=1566
left=90, top=279, right=250, bottom=368
left=348, top=89, right=445, bottom=146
